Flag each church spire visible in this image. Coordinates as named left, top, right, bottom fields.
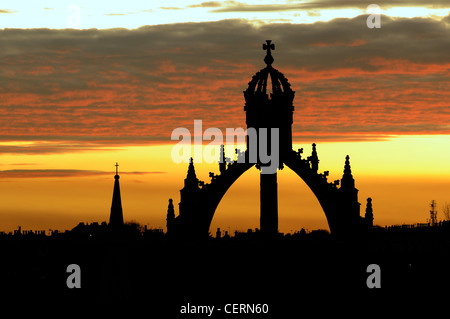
left=109, top=162, right=124, bottom=229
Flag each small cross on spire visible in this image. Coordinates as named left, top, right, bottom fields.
left=263, top=40, right=275, bottom=66
left=115, top=162, right=119, bottom=175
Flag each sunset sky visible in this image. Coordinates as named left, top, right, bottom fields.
left=0, top=0, right=449, bottom=234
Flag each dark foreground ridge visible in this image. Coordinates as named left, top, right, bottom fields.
left=2, top=223, right=450, bottom=313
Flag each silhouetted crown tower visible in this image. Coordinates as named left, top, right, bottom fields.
left=243, top=40, right=296, bottom=235
left=168, top=40, right=374, bottom=240
left=244, top=40, right=295, bottom=162
left=109, top=162, right=124, bottom=229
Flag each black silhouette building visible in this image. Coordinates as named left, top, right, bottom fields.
left=167, top=41, right=374, bottom=240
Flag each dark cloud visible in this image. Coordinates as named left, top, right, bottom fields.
left=0, top=143, right=117, bottom=155
left=0, top=15, right=449, bottom=147
left=0, top=169, right=165, bottom=178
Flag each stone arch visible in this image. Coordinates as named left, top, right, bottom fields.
left=208, top=165, right=262, bottom=233
left=167, top=159, right=255, bottom=239
left=277, top=167, right=329, bottom=232
left=204, top=157, right=334, bottom=235
left=203, top=154, right=343, bottom=237
left=199, top=161, right=255, bottom=235
left=284, top=155, right=343, bottom=235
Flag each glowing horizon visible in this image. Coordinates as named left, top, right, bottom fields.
left=0, top=136, right=449, bottom=234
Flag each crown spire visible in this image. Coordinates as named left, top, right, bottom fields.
left=263, top=40, right=275, bottom=66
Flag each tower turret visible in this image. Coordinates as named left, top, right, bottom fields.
left=308, top=143, right=319, bottom=173
left=341, top=155, right=355, bottom=189
left=179, top=158, right=200, bottom=219
left=339, top=155, right=360, bottom=220
left=184, top=157, right=199, bottom=189
left=365, top=197, right=374, bottom=227
left=166, top=198, right=175, bottom=233
left=219, top=144, right=226, bottom=174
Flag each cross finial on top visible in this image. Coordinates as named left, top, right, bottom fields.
left=263, top=40, right=275, bottom=66
left=115, top=162, right=119, bottom=175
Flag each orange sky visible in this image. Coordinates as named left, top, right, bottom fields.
left=0, top=4, right=449, bottom=234
left=0, top=138, right=449, bottom=234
